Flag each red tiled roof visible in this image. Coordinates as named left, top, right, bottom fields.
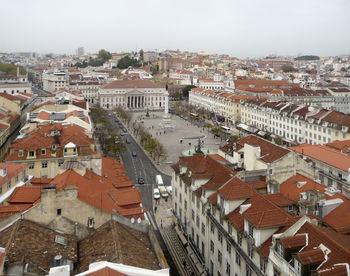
left=280, top=234, right=306, bottom=249
left=289, top=144, right=350, bottom=171
left=237, top=135, right=290, bottom=163
left=298, top=248, right=325, bottom=265
left=263, top=193, right=296, bottom=207
left=101, top=79, right=163, bottom=89
left=218, top=177, right=253, bottom=200
left=0, top=93, right=23, bottom=102
left=7, top=186, right=41, bottom=204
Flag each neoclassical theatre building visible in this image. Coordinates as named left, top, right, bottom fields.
left=98, top=79, right=168, bottom=111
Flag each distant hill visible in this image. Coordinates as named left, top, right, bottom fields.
left=295, top=55, right=320, bottom=61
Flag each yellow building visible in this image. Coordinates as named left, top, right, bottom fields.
left=0, top=93, right=24, bottom=113
left=5, top=123, right=96, bottom=178
left=0, top=163, right=30, bottom=204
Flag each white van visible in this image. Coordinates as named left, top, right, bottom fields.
left=156, top=175, right=164, bottom=188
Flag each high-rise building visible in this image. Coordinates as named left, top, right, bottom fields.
left=76, top=47, right=84, bottom=56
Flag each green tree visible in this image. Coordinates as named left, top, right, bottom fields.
left=98, top=49, right=112, bottom=63
left=117, top=56, right=141, bottom=69
left=281, top=65, right=298, bottom=73
left=182, top=85, right=196, bottom=98
left=0, top=62, right=26, bottom=76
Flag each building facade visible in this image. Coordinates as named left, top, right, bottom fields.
left=99, top=79, right=168, bottom=111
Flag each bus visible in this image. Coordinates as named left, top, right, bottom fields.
left=221, top=126, right=231, bottom=134
left=190, top=113, right=199, bottom=120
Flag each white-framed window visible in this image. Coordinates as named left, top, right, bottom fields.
left=294, top=258, right=301, bottom=274
left=42, top=161, right=48, bottom=169
left=29, top=151, right=35, bottom=157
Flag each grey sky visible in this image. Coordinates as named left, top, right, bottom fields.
left=1, top=0, right=349, bottom=57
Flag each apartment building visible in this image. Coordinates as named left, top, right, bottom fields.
left=172, top=148, right=350, bottom=276
left=0, top=163, right=30, bottom=204
left=197, top=78, right=224, bottom=90
left=168, top=70, right=193, bottom=85
left=69, top=80, right=100, bottom=104
left=43, top=70, right=69, bottom=92
left=290, top=140, right=350, bottom=197
left=241, top=100, right=350, bottom=145
left=5, top=123, right=95, bottom=178
left=189, top=88, right=257, bottom=125
left=99, top=79, right=168, bottom=111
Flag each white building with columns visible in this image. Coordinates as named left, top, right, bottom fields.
left=98, top=79, right=168, bottom=111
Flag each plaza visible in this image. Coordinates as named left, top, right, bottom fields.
left=131, top=111, right=224, bottom=175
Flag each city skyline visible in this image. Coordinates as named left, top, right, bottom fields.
left=1, top=0, right=349, bottom=57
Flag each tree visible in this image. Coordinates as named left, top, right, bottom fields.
left=139, top=49, right=144, bottom=62
left=281, top=65, right=298, bottom=73
left=117, top=56, right=141, bottom=69
left=182, top=85, right=196, bottom=98
left=0, top=62, right=26, bottom=76
left=98, top=49, right=112, bottom=63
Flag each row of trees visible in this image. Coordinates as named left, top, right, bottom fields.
left=116, top=56, right=141, bottom=69
left=90, top=107, right=125, bottom=158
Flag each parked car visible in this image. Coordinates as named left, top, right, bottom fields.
left=125, top=138, right=131, bottom=144
left=153, top=188, right=160, bottom=199
left=132, top=151, right=137, bottom=157
left=122, top=127, right=127, bottom=132
left=137, top=177, right=145, bottom=184
left=159, top=187, right=169, bottom=198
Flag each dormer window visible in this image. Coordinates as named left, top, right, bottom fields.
left=18, top=150, right=23, bottom=157
left=29, top=151, right=35, bottom=157
left=276, top=241, right=283, bottom=256
left=41, top=149, right=46, bottom=155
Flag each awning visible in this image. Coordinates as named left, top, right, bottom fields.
left=257, top=130, right=266, bottom=137
left=237, top=123, right=258, bottom=133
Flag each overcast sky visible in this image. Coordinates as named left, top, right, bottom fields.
left=1, top=0, right=349, bottom=57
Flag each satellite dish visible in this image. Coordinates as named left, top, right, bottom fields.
left=137, top=218, right=141, bottom=224
left=131, top=218, right=135, bottom=224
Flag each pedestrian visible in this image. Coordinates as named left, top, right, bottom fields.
left=154, top=206, right=157, bottom=213
left=161, top=219, right=163, bottom=228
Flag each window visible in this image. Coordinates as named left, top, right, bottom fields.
left=226, top=262, right=231, bottom=276
left=248, top=245, right=254, bottom=258
left=7, top=181, right=11, bottom=189
left=184, top=200, right=187, bottom=210
left=269, top=168, right=273, bottom=175
left=260, top=257, right=266, bottom=273
left=29, top=163, right=34, bottom=170
left=196, top=216, right=200, bottom=227
left=41, top=149, right=46, bottom=155
left=57, top=208, right=62, bottom=215
left=294, top=258, right=301, bottom=274
left=15, top=176, right=19, bottom=183
left=202, top=222, right=205, bottom=234
left=218, top=250, right=222, bottom=264
left=42, top=161, right=48, bottom=169
left=276, top=242, right=283, bottom=256
left=211, top=221, right=215, bottom=234
left=218, top=232, right=222, bottom=243
left=29, top=151, right=35, bottom=157
left=228, top=223, right=232, bottom=235
left=235, top=251, right=241, bottom=266
left=246, top=265, right=251, bottom=276
left=210, top=240, right=214, bottom=252
left=248, top=223, right=254, bottom=237
left=273, top=268, right=281, bottom=276
left=202, top=242, right=205, bottom=256
left=237, top=233, right=242, bottom=246
left=18, top=150, right=23, bottom=157
left=227, top=242, right=231, bottom=254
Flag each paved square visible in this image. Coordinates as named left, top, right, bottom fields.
left=131, top=111, right=224, bottom=175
